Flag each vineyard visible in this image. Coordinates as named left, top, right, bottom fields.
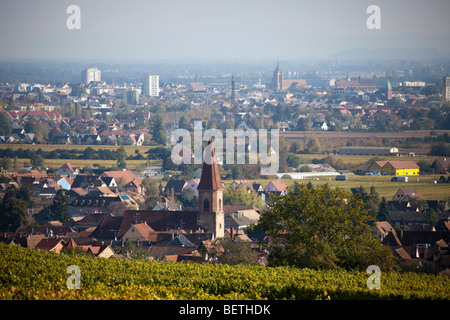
left=1, top=244, right=449, bottom=300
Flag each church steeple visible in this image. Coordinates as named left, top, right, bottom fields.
left=197, top=139, right=223, bottom=192
left=197, top=139, right=224, bottom=239
left=271, top=61, right=283, bottom=91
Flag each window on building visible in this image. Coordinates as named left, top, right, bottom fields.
left=203, top=199, right=210, bottom=211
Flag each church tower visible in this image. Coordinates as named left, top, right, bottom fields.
left=197, top=139, right=224, bottom=239
left=270, top=61, right=283, bottom=91
left=387, top=80, right=393, bottom=100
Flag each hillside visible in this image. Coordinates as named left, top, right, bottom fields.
left=1, top=243, right=449, bottom=300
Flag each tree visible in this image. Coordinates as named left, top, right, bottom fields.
left=289, top=142, right=302, bottom=154
left=252, top=183, right=395, bottom=271
left=377, top=197, right=391, bottom=222
left=179, top=188, right=198, bottom=209
left=30, top=154, right=45, bottom=169
left=286, top=154, right=302, bottom=168
left=0, top=111, right=12, bottom=136
left=0, top=194, right=28, bottom=231
left=207, top=238, right=259, bottom=266
left=181, top=165, right=194, bottom=180
left=152, top=115, right=167, bottom=145
left=0, top=157, right=12, bottom=170
left=304, top=135, right=321, bottom=153
left=142, top=178, right=160, bottom=197
left=116, top=146, right=127, bottom=169
left=178, top=115, right=190, bottom=130
left=231, top=165, right=243, bottom=180
left=114, top=242, right=149, bottom=260
left=223, top=187, right=263, bottom=208
left=49, top=189, right=70, bottom=222
left=424, top=209, right=439, bottom=228
left=351, top=185, right=379, bottom=219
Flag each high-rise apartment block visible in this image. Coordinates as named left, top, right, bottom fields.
left=81, top=68, right=101, bottom=84
left=143, top=73, right=159, bottom=97
left=444, top=76, right=450, bottom=102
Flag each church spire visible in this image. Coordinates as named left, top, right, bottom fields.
left=197, top=139, right=223, bottom=191
left=196, top=138, right=224, bottom=239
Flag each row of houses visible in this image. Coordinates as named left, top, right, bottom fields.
left=51, top=130, right=145, bottom=146
left=0, top=163, right=145, bottom=217
left=163, top=178, right=288, bottom=205
left=375, top=221, right=450, bottom=273
left=1, top=202, right=266, bottom=264
left=386, top=187, right=449, bottom=229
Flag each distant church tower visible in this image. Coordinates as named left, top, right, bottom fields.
left=197, top=139, right=224, bottom=239
left=270, top=61, right=283, bottom=91
left=387, top=80, right=393, bottom=100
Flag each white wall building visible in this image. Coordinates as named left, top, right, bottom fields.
left=143, top=73, right=159, bottom=97
left=81, top=68, right=101, bottom=84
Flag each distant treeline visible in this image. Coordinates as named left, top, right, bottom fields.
left=0, top=147, right=146, bottom=161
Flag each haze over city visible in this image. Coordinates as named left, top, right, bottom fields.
left=1, top=0, right=450, bottom=62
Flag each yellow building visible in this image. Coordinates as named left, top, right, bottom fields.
left=369, top=161, right=419, bottom=176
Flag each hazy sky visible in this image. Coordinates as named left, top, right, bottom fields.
left=1, top=0, right=449, bottom=61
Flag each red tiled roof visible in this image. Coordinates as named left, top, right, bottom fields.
left=132, top=222, right=156, bottom=241
left=385, top=161, right=419, bottom=169
left=102, top=170, right=141, bottom=186
left=197, top=140, right=223, bottom=191
left=267, top=180, right=287, bottom=191
left=35, top=238, right=66, bottom=251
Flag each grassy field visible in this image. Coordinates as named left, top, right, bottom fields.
left=281, top=129, right=450, bottom=154
left=0, top=143, right=157, bottom=156
left=222, top=174, right=450, bottom=201
left=296, top=153, right=439, bottom=166
left=282, top=174, right=449, bottom=200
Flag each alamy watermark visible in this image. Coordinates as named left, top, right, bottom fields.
left=366, top=5, right=381, bottom=30
left=366, top=265, right=381, bottom=290
left=66, top=5, right=81, bottom=30
left=66, top=265, right=81, bottom=289
left=171, top=121, right=279, bottom=175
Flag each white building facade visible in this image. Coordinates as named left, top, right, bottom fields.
left=143, top=73, right=159, bottom=97
left=81, top=68, right=101, bottom=84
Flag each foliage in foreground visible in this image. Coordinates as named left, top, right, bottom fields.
left=254, top=183, right=396, bottom=271
left=1, top=243, right=449, bottom=300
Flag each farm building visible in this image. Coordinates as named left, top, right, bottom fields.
left=339, top=146, right=399, bottom=156
left=369, top=161, right=419, bottom=176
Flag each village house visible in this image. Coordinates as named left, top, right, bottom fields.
left=392, top=187, right=425, bottom=203
left=382, top=229, right=450, bottom=272
left=264, top=180, right=288, bottom=196
left=152, top=200, right=182, bottom=211
left=369, top=160, right=419, bottom=176
left=183, top=179, right=200, bottom=197
left=76, top=243, right=116, bottom=258
left=122, top=222, right=157, bottom=244
left=34, top=238, right=66, bottom=253
left=57, top=176, right=75, bottom=191
left=101, top=170, right=144, bottom=195
left=164, top=179, right=187, bottom=196
left=430, top=158, right=450, bottom=174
